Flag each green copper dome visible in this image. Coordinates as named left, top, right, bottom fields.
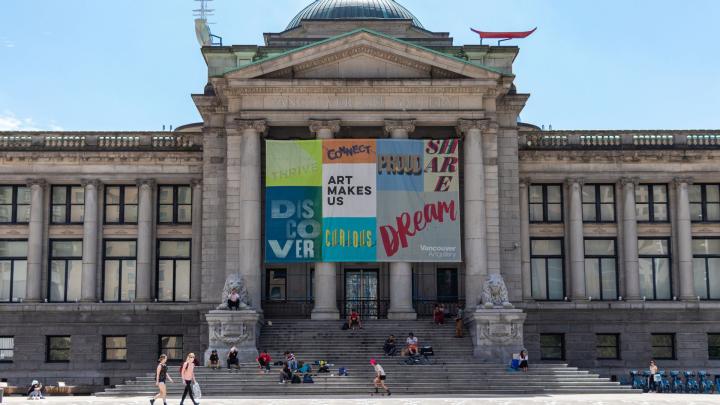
left=287, top=0, right=424, bottom=30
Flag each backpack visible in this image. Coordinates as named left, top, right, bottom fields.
left=303, top=374, right=314, bottom=383
left=291, top=374, right=302, bottom=384
left=341, top=322, right=349, bottom=330
left=339, top=367, right=349, bottom=376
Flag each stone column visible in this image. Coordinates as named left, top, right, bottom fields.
left=674, top=177, right=695, bottom=300
left=25, top=179, right=46, bottom=302
left=226, top=120, right=266, bottom=311
left=458, top=119, right=489, bottom=310
left=519, top=178, right=532, bottom=300
left=135, top=179, right=155, bottom=302
left=385, top=119, right=418, bottom=320
left=309, top=120, right=341, bottom=320
left=191, top=179, right=203, bottom=302
left=621, top=177, right=641, bottom=300
left=567, top=178, right=586, bottom=300
left=81, top=179, right=100, bottom=302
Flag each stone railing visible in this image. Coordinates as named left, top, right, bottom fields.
left=521, top=131, right=720, bottom=150
left=0, top=132, right=202, bottom=151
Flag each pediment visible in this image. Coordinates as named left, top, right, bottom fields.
left=224, top=30, right=502, bottom=81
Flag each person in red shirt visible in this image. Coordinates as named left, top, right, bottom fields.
left=256, top=349, right=272, bottom=373
left=348, top=309, right=362, bottom=330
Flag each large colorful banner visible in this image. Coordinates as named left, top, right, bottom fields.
left=265, top=139, right=461, bottom=263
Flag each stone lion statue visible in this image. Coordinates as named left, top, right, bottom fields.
left=481, top=274, right=512, bottom=308
left=216, top=273, right=250, bottom=310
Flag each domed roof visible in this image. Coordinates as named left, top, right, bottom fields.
left=287, top=0, right=423, bottom=30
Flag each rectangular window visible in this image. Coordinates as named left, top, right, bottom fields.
left=529, top=184, right=563, bottom=223
left=635, top=184, right=668, bottom=222
left=436, top=268, right=459, bottom=302
left=103, top=240, right=137, bottom=302
left=0, top=337, right=13, bottom=362
left=103, top=336, right=127, bottom=362
left=596, top=334, right=620, bottom=360
left=266, top=269, right=287, bottom=301
left=0, top=186, right=30, bottom=224
left=51, top=186, right=85, bottom=224
left=159, top=335, right=183, bottom=361
left=690, top=184, right=720, bottom=223
left=531, top=239, right=564, bottom=300
left=0, top=240, right=28, bottom=302
left=582, top=184, right=615, bottom=223
left=540, top=334, right=565, bottom=360
left=158, top=185, right=192, bottom=224
left=638, top=239, right=671, bottom=300
left=584, top=239, right=617, bottom=300
left=651, top=334, right=675, bottom=360
left=157, top=240, right=191, bottom=302
left=46, top=336, right=71, bottom=362
left=104, top=185, right=138, bottom=224
left=692, top=238, right=720, bottom=300
left=48, top=240, right=82, bottom=302
left=709, top=334, right=720, bottom=360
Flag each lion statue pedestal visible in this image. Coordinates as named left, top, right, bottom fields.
left=469, top=274, right=527, bottom=362
left=204, top=310, right=261, bottom=366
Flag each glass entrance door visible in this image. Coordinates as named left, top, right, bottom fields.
left=344, top=269, right=378, bottom=319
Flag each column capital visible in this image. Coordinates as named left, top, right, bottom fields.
left=457, top=118, right=495, bottom=135
left=565, top=177, right=585, bottom=187
left=80, top=179, right=102, bottom=188
left=135, top=178, right=156, bottom=188
left=308, top=119, right=341, bottom=135
left=620, top=177, right=640, bottom=187
left=233, top=119, right=268, bottom=135
left=26, top=178, right=46, bottom=188
left=190, top=178, right=203, bottom=188
left=383, top=119, right=416, bottom=135
left=673, top=176, right=694, bottom=187
left=519, top=177, right=531, bottom=187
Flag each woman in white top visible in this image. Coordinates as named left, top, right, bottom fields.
left=519, top=350, right=529, bottom=372
left=370, top=359, right=390, bottom=396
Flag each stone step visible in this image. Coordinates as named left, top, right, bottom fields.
left=99, top=319, right=636, bottom=397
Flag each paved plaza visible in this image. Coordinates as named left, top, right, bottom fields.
left=4, top=395, right=720, bottom=405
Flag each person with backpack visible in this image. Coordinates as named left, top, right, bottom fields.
left=179, top=353, right=199, bottom=405
left=370, top=359, right=390, bottom=396
left=150, top=354, right=174, bottom=405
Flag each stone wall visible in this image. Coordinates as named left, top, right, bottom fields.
left=0, top=305, right=211, bottom=387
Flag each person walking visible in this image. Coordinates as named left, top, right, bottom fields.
left=179, top=353, right=200, bottom=405
left=370, top=359, right=390, bottom=396
left=150, top=354, right=174, bottom=405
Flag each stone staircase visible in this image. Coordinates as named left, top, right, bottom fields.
left=99, top=319, right=638, bottom=396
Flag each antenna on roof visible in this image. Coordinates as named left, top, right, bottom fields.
left=194, top=0, right=223, bottom=46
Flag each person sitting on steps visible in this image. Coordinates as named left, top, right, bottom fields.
left=402, top=332, right=419, bottom=356
left=227, top=288, right=240, bottom=310
left=256, top=349, right=272, bottom=373
left=208, top=349, right=220, bottom=369
left=348, top=309, right=362, bottom=330
left=383, top=335, right=397, bottom=356
left=227, top=346, right=240, bottom=371
left=278, top=362, right=292, bottom=384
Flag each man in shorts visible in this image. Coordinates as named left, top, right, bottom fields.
left=370, top=359, right=391, bottom=396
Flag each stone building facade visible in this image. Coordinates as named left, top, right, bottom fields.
left=0, top=0, right=719, bottom=386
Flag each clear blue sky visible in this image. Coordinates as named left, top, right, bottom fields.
left=0, top=0, right=718, bottom=131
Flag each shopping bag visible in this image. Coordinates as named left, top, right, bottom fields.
left=192, top=382, right=202, bottom=399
